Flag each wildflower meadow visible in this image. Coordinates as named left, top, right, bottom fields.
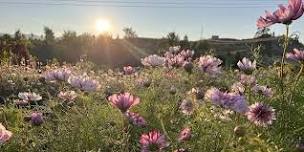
left=1, top=0, right=304, bottom=151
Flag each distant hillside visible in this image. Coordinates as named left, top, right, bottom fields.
left=100, top=36, right=303, bottom=67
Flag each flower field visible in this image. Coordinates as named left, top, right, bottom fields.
left=1, top=0, right=304, bottom=151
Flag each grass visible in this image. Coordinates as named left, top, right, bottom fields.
left=0, top=60, right=303, bottom=152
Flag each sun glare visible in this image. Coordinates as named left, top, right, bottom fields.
left=95, top=19, right=111, bottom=33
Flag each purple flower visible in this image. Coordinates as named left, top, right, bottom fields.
left=180, top=99, right=194, bottom=115
left=141, top=55, right=166, bottom=67
left=257, top=0, right=304, bottom=28
left=286, top=48, right=304, bottom=63
left=0, top=124, right=13, bottom=144
left=31, top=112, right=44, bottom=126
left=43, top=67, right=71, bottom=82
left=246, top=103, right=276, bottom=127
left=222, top=93, right=248, bottom=113
left=140, top=130, right=169, bottom=152
left=123, top=66, right=135, bottom=75
left=237, top=58, right=256, bottom=74
left=108, top=92, right=140, bottom=113
left=204, top=88, right=223, bottom=105
left=198, top=55, right=222, bottom=76
left=252, top=85, right=273, bottom=98
left=205, top=88, right=248, bottom=113
left=68, top=74, right=100, bottom=92
left=178, top=127, right=191, bottom=142
left=124, top=112, right=146, bottom=127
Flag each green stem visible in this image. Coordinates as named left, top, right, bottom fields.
left=280, top=25, right=289, bottom=102
left=289, top=64, right=304, bottom=102
left=295, top=64, right=304, bottom=82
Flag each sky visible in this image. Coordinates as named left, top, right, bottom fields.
left=0, top=0, right=304, bottom=41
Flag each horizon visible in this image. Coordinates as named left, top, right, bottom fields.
left=1, top=0, right=304, bottom=41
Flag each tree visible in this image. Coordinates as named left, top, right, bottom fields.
left=123, top=27, right=137, bottom=39
left=255, top=28, right=272, bottom=38
left=44, top=26, right=55, bottom=43
left=180, top=35, right=190, bottom=49
left=167, top=32, right=180, bottom=46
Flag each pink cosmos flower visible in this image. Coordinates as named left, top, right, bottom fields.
left=18, top=92, right=42, bottom=102
left=246, top=103, right=276, bottom=127
left=140, top=130, right=169, bottom=152
left=124, top=112, right=146, bottom=127
left=164, top=47, right=194, bottom=68
left=286, top=48, right=304, bottom=62
left=31, top=112, right=44, bottom=126
left=198, top=55, right=222, bottom=76
left=141, top=55, right=166, bottom=67
left=0, top=124, right=13, bottom=144
left=252, top=85, right=273, bottom=98
left=178, top=127, right=191, bottom=142
left=68, top=74, right=100, bottom=92
left=237, top=58, right=256, bottom=74
left=58, top=91, right=78, bottom=103
left=108, top=92, right=140, bottom=113
left=123, top=66, right=135, bottom=75
left=257, top=0, right=304, bottom=28
left=43, top=68, right=71, bottom=82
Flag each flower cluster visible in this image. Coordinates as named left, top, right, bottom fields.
left=205, top=88, right=248, bottom=113
left=108, top=92, right=146, bottom=127
left=43, top=67, right=72, bottom=82
left=164, top=46, right=194, bottom=68
left=257, top=0, right=304, bottom=28
left=197, top=55, right=222, bottom=76
left=141, top=54, right=166, bottom=67
left=68, top=74, right=100, bottom=92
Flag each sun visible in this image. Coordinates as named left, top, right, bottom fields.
left=95, top=19, right=111, bottom=33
